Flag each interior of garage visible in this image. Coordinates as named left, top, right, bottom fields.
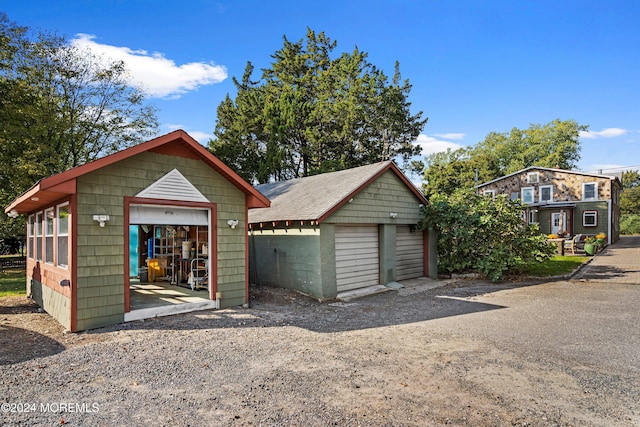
left=128, top=205, right=211, bottom=309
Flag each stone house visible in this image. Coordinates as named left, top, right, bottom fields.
left=477, top=166, right=621, bottom=244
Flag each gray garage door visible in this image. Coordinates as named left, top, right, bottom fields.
left=395, top=226, right=424, bottom=280
left=335, top=225, right=379, bottom=292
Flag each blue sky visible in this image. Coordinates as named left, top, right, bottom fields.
left=4, top=0, right=639, bottom=175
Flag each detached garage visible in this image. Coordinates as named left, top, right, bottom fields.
left=5, top=130, right=269, bottom=331
left=248, top=161, right=436, bottom=300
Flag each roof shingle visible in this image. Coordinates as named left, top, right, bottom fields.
left=249, top=161, right=426, bottom=224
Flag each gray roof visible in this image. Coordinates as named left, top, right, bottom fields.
left=249, top=161, right=425, bottom=224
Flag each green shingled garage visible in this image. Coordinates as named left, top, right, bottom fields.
left=248, top=161, right=436, bottom=300
left=5, top=130, right=269, bottom=331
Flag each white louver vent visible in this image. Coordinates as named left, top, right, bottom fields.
left=136, top=169, right=209, bottom=202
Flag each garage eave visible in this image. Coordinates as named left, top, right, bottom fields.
left=5, top=179, right=77, bottom=215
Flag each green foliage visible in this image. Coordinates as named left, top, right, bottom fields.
left=621, top=170, right=640, bottom=189
left=0, top=13, right=158, bottom=239
left=209, top=28, right=427, bottom=183
left=422, top=119, right=586, bottom=197
left=0, top=269, right=26, bottom=297
left=420, top=191, right=556, bottom=281
left=521, top=255, right=590, bottom=277
left=619, top=170, right=640, bottom=215
left=620, top=214, right=640, bottom=235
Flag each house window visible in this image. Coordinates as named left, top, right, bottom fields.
left=527, top=172, right=540, bottom=183
left=583, top=182, right=598, bottom=200
left=483, top=190, right=495, bottom=199
left=510, top=192, right=519, bottom=201
left=583, top=211, right=598, bottom=227
left=44, top=208, right=54, bottom=264
left=539, top=185, right=553, bottom=203
left=528, top=210, right=537, bottom=224
left=521, top=187, right=535, bottom=204
left=27, top=215, right=35, bottom=259
left=57, top=204, right=69, bottom=268
left=35, top=212, right=43, bottom=261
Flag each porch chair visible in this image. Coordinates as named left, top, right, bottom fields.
left=563, top=234, right=583, bottom=255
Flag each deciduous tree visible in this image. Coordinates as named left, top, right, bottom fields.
left=620, top=169, right=640, bottom=215
left=0, top=13, right=158, bottom=239
left=422, top=119, right=586, bottom=197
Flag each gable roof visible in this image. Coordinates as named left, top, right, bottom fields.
left=5, top=130, right=270, bottom=214
left=248, top=161, right=427, bottom=225
left=476, top=166, right=622, bottom=189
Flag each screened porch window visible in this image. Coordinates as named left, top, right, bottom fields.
left=35, top=212, right=43, bottom=261
left=45, top=208, right=54, bottom=264
left=57, top=204, right=69, bottom=268
left=27, top=215, right=35, bottom=259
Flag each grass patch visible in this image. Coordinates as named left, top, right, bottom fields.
left=523, top=255, right=590, bottom=277
left=0, top=269, right=26, bottom=297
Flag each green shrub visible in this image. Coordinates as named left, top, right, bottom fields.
left=620, top=214, right=640, bottom=235
left=420, top=190, right=556, bottom=281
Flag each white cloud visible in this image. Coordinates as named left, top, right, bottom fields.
left=165, top=124, right=212, bottom=145
left=415, top=134, right=465, bottom=156
left=71, top=34, right=227, bottom=98
left=188, top=131, right=214, bottom=144
left=433, top=133, right=466, bottom=140
left=579, top=128, right=628, bottom=139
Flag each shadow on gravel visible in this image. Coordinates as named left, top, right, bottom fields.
left=0, top=298, right=38, bottom=315
left=0, top=325, right=65, bottom=365
left=97, top=282, right=514, bottom=335
left=574, top=264, right=630, bottom=281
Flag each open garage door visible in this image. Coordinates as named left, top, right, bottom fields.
left=396, top=226, right=424, bottom=280
left=130, top=205, right=208, bottom=226
left=335, top=225, right=379, bottom=292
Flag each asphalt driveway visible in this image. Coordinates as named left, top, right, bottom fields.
left=573, top=235, right=640, bottom=284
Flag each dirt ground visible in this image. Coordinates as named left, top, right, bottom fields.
left=1, top=280, right=639, bottom=426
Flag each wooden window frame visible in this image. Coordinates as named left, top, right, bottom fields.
left=583, top=210, right=598, bottom=227
left=527, top=172, right=539, bottom=183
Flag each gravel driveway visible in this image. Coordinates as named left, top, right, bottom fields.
left=2, top=276, right=639, bottom=426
